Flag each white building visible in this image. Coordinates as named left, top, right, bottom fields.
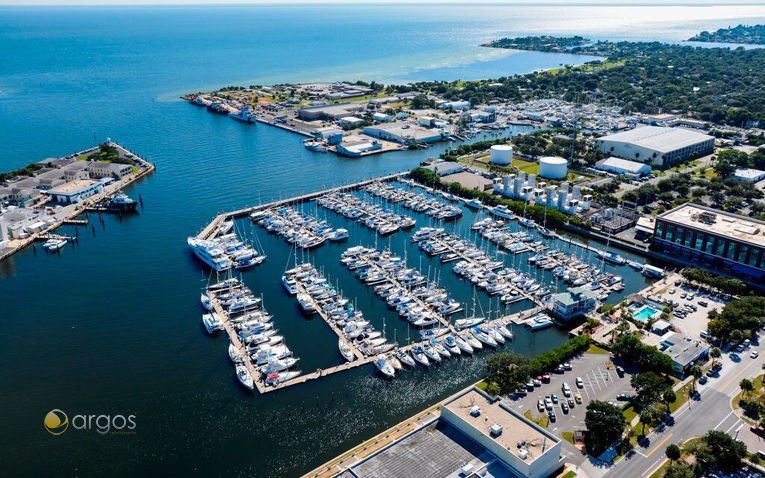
left=595, top=126, right=714, bottom=168
left=439, top=100, right=471, bottom=110
left=734, top=168, right=765, bottom=182
left=47, top=179, right=105, bottom=204
left=596, top=157, right=652, bottom=176
left=548, top=285, right=599, bottom=320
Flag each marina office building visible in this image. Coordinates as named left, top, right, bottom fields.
left=653, top=203, right=765, bottom=281
left=595, top=126, right=714, bottom=168
left=343, top=387, right=562, bottom=478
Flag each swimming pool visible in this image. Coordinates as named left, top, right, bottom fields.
left=633, top=305, right=660, bottom=322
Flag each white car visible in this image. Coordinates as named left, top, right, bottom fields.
left=751, top=350, right=759, bottom=359
left=576, top=377, right=584, bottom=388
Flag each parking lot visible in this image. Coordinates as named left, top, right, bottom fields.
left=645, top=279, right=728, bottom=345
left=503, top=351, right=636, bottom=444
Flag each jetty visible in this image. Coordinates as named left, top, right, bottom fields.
left=196, top=171, right=408, bottom=240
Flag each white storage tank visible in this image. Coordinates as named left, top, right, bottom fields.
left=538, top=156, right=568, bottom=179
left=490, top=145, right=513, bottom=165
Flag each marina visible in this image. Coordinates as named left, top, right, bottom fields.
left=190, top=173, right=660, bottom=394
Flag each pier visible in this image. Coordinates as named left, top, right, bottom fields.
left=196, top=171, right=408, bottom=241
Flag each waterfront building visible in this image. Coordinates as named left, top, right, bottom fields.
left=422, top=161, right=463, bottom=176
left=86, top=162, right=133, bottom=180
left=338, top=116, right=364, bottom=127
left=362, top=123, right=447, bottom=144
left=653, top=203, right=765, bottom=281
left=733, top=168, right=765, bottom=182
left=548, top=285, right=599, bottom=320
left=336, top=139, right=382, bottom=158
left=47, top=179, right=105, bottom=204
left=595, top=157, right=652, bottom=176
left=595, top=126, right=714, bottom=168
left=344, top=386, right=562, bottom=478
left=296, top=103, right=365, bottom=121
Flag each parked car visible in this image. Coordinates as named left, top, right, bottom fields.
left=563, top=362, right=572, bottom=371
left=576, top=377, right=584, bottom=388
left=616, top=366, right=625, bottom=377
left=562, top=383, right=571, bottom=397
left=751, top=350, right=759, bottom=359
left=551, top=393, right=559, bottom=404
left=544, top=397, right=553, bottom=410
left=574, top=393, right=583, bottom=404
left=554, top=365, right=565, bottom=374
left=561, top=402, right=570, bottom=414
left=538, top=399, right=545, bottom=412
left=568, top=397, right=575, bottom=407
left=617, top=393, right=633, bottom=401
left=533, top=378, right=542, bottom=387
left=548, top=411, right=557, bottom=422
left=699, top=375, right=708, bottom=385
left=541, top=373, right=551, bottom=383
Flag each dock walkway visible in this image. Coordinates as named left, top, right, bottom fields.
left=196, top=172, right=408, bottom=240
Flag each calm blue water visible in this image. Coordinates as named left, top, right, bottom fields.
left=1, top=4, right=764, bottom=476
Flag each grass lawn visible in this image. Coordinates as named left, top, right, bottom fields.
left=524, top=409, right=549, bottom=428
left=561, top=431, right=575, bottom=445
left=649, top=460, right=670, bottom=478
left=513, top=158, right=539, bottom=174
left=732, top=374, right=764, bottom=424
left=561, top=470, right=577, bottom=478
left=669, top=382, right=694, bottom=413
left=475, top=381, right=489, bottom=392
left=623, top=405, right=638, bottom=423
left=587, top=344, right=610, bottom=355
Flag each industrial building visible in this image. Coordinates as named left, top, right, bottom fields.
left=595, top=126, right=714, bottom=168
left=422, top=161, right=464, bottom=176
left=595, top=157, right=652, bottom=176
left=493, top=172, right=592, bottom=215
left=336, top=139, right=382, bottom=158
left=296, top=103, right=365, bottom=121
left=653, top=203, right=765, bottom=281
left=362, top=123, right=448, bottom=145
left=343, top=387, right=562, bottom=478
left=658, top=332, right=710, bottom=376
left=538, top=156, right=568, bottom=180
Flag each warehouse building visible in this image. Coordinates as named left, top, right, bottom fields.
left=734, top=168, right=765, bottom=182
left=654, top=203, right=765, bottom=281
left=297, top=103, right=365, bottom=121
left=47, top=179, right=105, bottom=204
left=362, top=123, right=447, bottom=144
left=595, top=126, right=714, bottom=168
left=595, top=157, right=652, bottom=176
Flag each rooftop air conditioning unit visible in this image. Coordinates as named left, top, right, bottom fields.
left=490, top=424, right=503, bottom=437
left=470, top=406, right=481, bottom=417
left=518, top=448, right=530, bottom=460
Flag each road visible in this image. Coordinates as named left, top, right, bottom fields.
left=614, top=153, right=715, bottom=199
left=602, top=340, right=765, bottom=478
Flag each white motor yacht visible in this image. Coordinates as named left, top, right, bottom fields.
left=236, top=364, right=254, bottom=390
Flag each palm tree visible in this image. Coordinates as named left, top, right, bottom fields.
left=666, top=443, right=681, bottom=469
left=690, top=365, right=702, bottom=392
left=640, top=411, right=651, bottom=436
left=710, top=347, right=721, bottom=366
left=740, top=378, right=754, bottom=398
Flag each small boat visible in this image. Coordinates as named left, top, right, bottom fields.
left=106, top=192, right=138, bottom=212
left=454, top=316, right=485, bottom=330
left=282, top=275, right=298, bottom=295
left=202, top=312, right=223, bottom=334
left=419, top=327, right=449, bottom=340
left=297, top=293, right=316, bottom=314
left=465, top=198, right=483, bottom=210
left=387, top=354, right=403, bottom=371
left=200, top=293, right=212, bottom=311
left=628, top=260, right=643, bottom=270
left=265, top=370, right=301, bottom=386
left=208, top=278, right=239, bottom=291
left=228, top=343, right=241, bottom=362
left=444, top=335, right=462, bottom=355
left=463, top=332, right=483, bottom=350
left=472, top=326, right=497, bottom=347
left=489, top=204, right=514, bottom=219
left=236, top=364, right=254, bottom=390
left=432, top=340, right=451, bottom=358
left=339, top=338, right=355, bottom=362
left=496, top=324, right=514, bottom=340
left=411, top=346, right=430, bottom=366
left=262, top=357, right=299, bottom=374
left=396, top=349, right=416, bottom=367
left=454, top=334, right=474, bottom=354
left=374, top=356, right=396, bottom=379
left=422, top=343, right=442, bottom=362
left=329, top=229, right=349, bottom=241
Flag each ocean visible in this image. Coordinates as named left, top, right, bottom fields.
left=1, top=3, right=764, bottom=476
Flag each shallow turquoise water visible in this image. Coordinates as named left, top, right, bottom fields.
left=1, top=4, right=764, bottom=475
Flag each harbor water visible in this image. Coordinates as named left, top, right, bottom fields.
left=2, top=4, right=765, bottom=476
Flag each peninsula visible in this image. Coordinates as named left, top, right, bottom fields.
left=688, top=24, right=765, bottom=45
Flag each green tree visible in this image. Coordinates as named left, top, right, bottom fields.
left=740, top=378, right=754, bottom=398
left=690, top=365, right=702, bottom=392
left=632, top=372, right=670, bottom=410
left=663, top=389, right=677, bottom=414
left=585, top=401, right=627, bottom=456
left=694, top=430, right=747, bottom=473
left=663, top=465, right=693, bottom=478
left=710, top=347, right=721, bottom=366
left=640, top=411, right=652, bottom=436
left=665, top=443, right=681, bottom=465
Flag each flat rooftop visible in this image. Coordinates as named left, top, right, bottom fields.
left=46, top=179, right=98, bottom=195
left=598, top=126, right=713, bottom=153
left=443, top=389, right=558, bottom=464
left=441, top=172, right=493, bottom=191
left=658, top=203, right=765, bottom=247
left=346, top=421, right=501, bottom=478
